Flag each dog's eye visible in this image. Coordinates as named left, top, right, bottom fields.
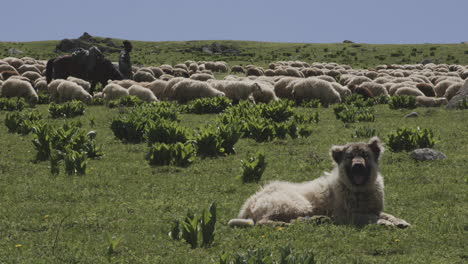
left=345, top=153, right=353, bottom=159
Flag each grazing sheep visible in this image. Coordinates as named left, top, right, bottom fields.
left=174, top=63, right=188, bottom=71
left=434, top=80, right=462, bottom=97
left=416, top=96, right=448, bottom=107
left=444, top=82, right=463, bottom=101
left=358, top=82, right=389, bottom=97
left=133, top=71, right=156, bottom=82
left=173, top=80, right=224, bottom=103
left=331, top=82, right=352, bottom=98
left=48, top=79, right=65, bottom=101
left=264, top=69, right=276, bottom=76
left=159, top=74, right=174, bottom=81
left=108, top=79, right=137, bottom=89
left=354, top=86, right=374, bottom=99
left=214, top=62, right=228, bottom=72
left=0, top=78, right=38, bottom=104
left=346, top=76, right=372, bottom=90
left=3, top=57, right=23, bottom=69
left=172, top=80, right=225, bottom=103
left=173, top=68, right=190, bottom=78
left=161, top=77, right=185, bottom=100
left=57, top=81, right=92, bottom=104
left=246, top=67, right=264, bottom=76
left=149, top=67, right=165, bottom=78
left=190, top=73, right=215, bottom=81
left=18, top=64, right=41, bottom=74
left=22, top=71, right=42, bottom=82
left=102, top=83, right=129, bottom=101
left=93, top=92, right=104, bottom=99
left=223, top=81, right=261, bottom=102
left=274, top=77, right=299, bottom=99
left=415, top=83, right=435, bottom=97
left=231, top=65, right=245, bottom=74
left=292, top=78, right=341, bottom=105
left=160, top=64, right=174, bottom=75
left=252, top=82, right=279, bottom=103
left=128, top=85, right=158, bottom=102
left=395, top=87, right=425, bottom=97
left=229, top=137, right=410, bottom=228
left=389, top=82, right=417, bottom=95
left=67, top=76, right=91, bottom=92
left=316, top=75, right=336, bottom=83
left=286, top=68, right=304, bottom=78
left=0, top=64, right=18, bottom=73
left=34, top=79, right=48, bottom=92
left=146, top=80, right=167, bottom=98
left=188, top=63, right=199, bottom=72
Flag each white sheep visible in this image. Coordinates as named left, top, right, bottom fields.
left=18, top=64, right=41, bottom=74
left=108, top=79, right=137, bottom=89
left=252, top=81, right=279, bottom=103
left=48, top=79, right=65, bottom=101
left=292, top=78, right=341, bottom=105
left=21, top=71, right=42, bottom=82
left=0, top=78, right=38, bottom=104
left=394, top=87, right=425, bottom=97
left=57, top=80, right=92, bottom=104
left=416, top=96, right=448, bottom=107
left=330, top=82, right=352, bottom=98
left=274, top=77, right=299, bottom=99
left=389, top=82, right=417, bottom=95
left=67, top=76, right=91, bottom=92
left=133, top=71, right=156, bottom=82
left=444, top=82, right=463, bottom=101
left=358, top=82, right=389, bottom=97
left=128, top=85, right=158, bottom=102
left=172, top=80, right=225, bottom=103
left=93, top=92, right=104, bottom=99
left=102, top=83, right=129, bottom=101
left=34, top=79, right=48, bottom=92
left=160, top=77, right=185, bottom=100
left=434, top=80, right=463, bottom=97
left=223, top=81, right=261, bottom=102
left=190, top=73, right=215, bottom=81
left=145, top=80, right=167, bottom=99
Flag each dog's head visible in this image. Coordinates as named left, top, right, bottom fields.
left=331, top=137, right=383, bottom=188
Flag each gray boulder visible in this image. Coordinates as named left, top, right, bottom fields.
left=446, top=79, right=468, bottom=109
left=410, top=148, right=447, bottom=161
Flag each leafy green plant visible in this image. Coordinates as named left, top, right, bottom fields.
left=105, top=234, right=123, bottom=262
left=333, top=104, right=375, bottom=123
left=170, top=203, right=217, bottom=249
left=0, top=97, right=26, bottom=111
left=299, top=99, right=322, bottom=108
left=63, top=149, right=89, bottom=175
left=386, top=127, right=438, bottom=152
left=37, top=93, right=50, bottom=105
left=48, top=101, right=85, bottom=118
left=107, top=95, right=144, bottom=108
left=353, top=126, right=377, bottom=138
left=144, top=119, right=191, bottom=145
left=389, top=95, right=417, bottom=109
left=216, top=123, right=242, bottom=154
left=218, top=246, right=316, bottom=264
left=246, top=119, right=275, bottom=142
left=91, top=97, right=104, bottom=106
left=240, top=151, right=267, bottom=183
left=260, top=100, right=295, bottom=122
left=4, top=110, right=42, bottom=135
left=456, top=98, right=468, bottom=110
left=146, top=142, right=195, bottom=167
left=195, top=127, right=225, bottom=157
left=185, top=96, right=232, bottom=114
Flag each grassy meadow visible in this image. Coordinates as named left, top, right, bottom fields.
left=1, top=38, right=468, bottom=69
left=0, top=38, right=467, bottom=263
left=0, top=101, right=466, bottom=263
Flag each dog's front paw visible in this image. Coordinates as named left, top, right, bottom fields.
left=377, top=218, right=394, bottom=227
left=394, top=218, right=411, bottom=229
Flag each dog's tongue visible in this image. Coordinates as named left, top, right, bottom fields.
left=354, top=174, right=366, bottom=185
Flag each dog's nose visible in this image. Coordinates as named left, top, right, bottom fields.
left=352, top=157, right=366, bottom=168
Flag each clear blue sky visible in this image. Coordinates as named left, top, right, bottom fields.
left=3, top=0, right=467, bottom=44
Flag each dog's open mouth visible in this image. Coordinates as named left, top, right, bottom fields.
left=350, top=164, right=367, bottom=185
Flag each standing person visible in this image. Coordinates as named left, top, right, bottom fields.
left=119, top=40, right=133, bottom=79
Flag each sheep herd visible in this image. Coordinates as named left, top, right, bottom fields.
left=0, top=56, right=467, bottom=107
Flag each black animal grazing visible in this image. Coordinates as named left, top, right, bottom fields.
left=45, top=55, right=123, bottom=94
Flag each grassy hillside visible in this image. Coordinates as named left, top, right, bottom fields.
left=1, top=38, right=468, bottom=68
left=0, top=100, right=466, bottom=263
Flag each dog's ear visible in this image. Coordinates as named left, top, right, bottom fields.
left=331, top=145, right=345, bottom=164
left=368, top=137, right=384, bottom=160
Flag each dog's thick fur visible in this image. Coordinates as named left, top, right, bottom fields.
left=228, top=137, right=410, bottom=228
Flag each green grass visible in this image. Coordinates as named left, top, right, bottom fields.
left=0, top=102, right=466, bottom=263
left=2, top=39, right=468, bottom=68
